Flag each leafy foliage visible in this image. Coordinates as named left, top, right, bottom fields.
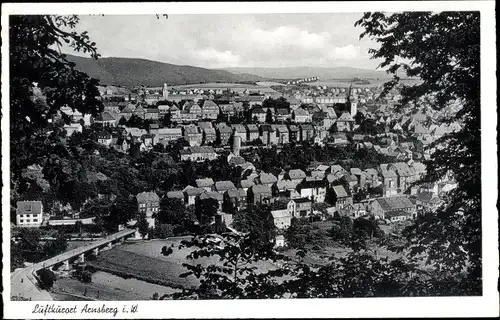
left=356, top=11, right=481, bottom=293
left=160, top=233, right=290, bottom=299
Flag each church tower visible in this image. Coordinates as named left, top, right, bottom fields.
left=162, top=82, right=169, bottom=100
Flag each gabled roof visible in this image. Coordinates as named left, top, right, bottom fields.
left=332, top=185, right=349, bottom=198
left=239, top=179, right=255, bottom=189
left=231, top=124, right=246, bottom=133
left=376, top=196, right=414, bottom=211
left=226, top=188, right=247, bottom=198
left=136, top=191, right=159, bottom=203
left=271, top=210, right=291, bottom=219
left=246, top=124, right=259, bottom=132
left=258, top=172, right=278, bottom=184
left=199, top=191, right=223, bottom=201
left=202, top=100, right=219, bottom=110
left=350, top=168, right=363, bottom=175
left=337, top=112, right=354, bottom=122
left=166, top=191, right=184, bottom=199
left=215, top=181, right=236, bottom=192
left=291, top=197, right=311, bottom=204
left=250, top=184, right=272, bottom=194
left=16, top=201, right=43, bottom=215
left=216, top=123, right=233, bottom=133
left=196, top=178, right=215, bottom=188
left=275, top=179, right=300, bottom=191
left=293, top=108, right=310, bottom=116
left=97, top=111, right=116, bottom=121
left=185, top=187, right=205, bottom=197
left=288, top=169, right=306, bottom=180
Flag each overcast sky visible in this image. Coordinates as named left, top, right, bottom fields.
left=62, top=14, right=383, bottom=70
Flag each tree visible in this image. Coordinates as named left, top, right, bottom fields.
left=10, top=15, right=103, bottom=183
left=195, top=198, right=219, bottom=226
left=356, top=11, right=481, bottom=293
left=162, top=113, right=172, bottom=128
left=160, top=233, right=290, bottom=299
left=37, top=269, right=57, bottom=289
left=354, top=111, right=365, bottom=125
left=42, top=230, right=68, bottom=259
left=265, top=109, right=274, bottom=124
left=136, top=212, right=150, bottom=239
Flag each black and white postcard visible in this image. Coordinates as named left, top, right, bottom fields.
left=2, top=1, right=498, bottom=318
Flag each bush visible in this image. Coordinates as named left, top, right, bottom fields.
left=37, top=269, right=56, bottom=289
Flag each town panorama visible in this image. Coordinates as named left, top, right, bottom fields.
left=9, top=11, right=481, bottom=303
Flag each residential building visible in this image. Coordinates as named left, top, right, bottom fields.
left=183, top=125, right=203, bottom=147
left=259, top=124, right=277, bottom=145
left=239, top=179, right=255, bottom=193
left=97, top=133, right=113, bottom=146
left=287, top=169, right=306, bottom=182
left=412, top=192, right=442, bottom=212
left=299, top=124, right=315, bottom=141
left=144, top=108, right=159, bottom=120
left=256, top=172, right=278, bottom=187
left=198, top=122, right=216, bottom=144
left=273, top=179, right=300, bottom=197
left=370, top=196, right=416, bottom=220
left=271, top=209, right=292, bottom=230
left=336, top=112, right=355, bottom=132
left=166, top=191, right=185, bottom=204
left=251, top=107, right=267, bottom=123
left=158, top=104, right=171, bottom=115
left=246, top=124, right=260, bottom=141
left=201, top=100, right=220, bottom=120
left=179, top=146, right=218, bottom=162
left=136, top=191, right=160, bottom=228
left=379, top=164, right=398, bottom=197
left=248, top=185, right=273, bottom=205
left=231, top=124, right=247, bottom=143
left=331, top=185, right=353, bottom=211
left=275, top=108, right=291, bottom=123
left=224, top=188, right=247, bottom=211
left=287, top=125, right=299, bottom=142
left=215, top=180, right=236, bottom=194
left=184, top=186, right=205, bottom=206
left=157, top=128, right=183, bottom=143
left=94, top=111, right=117, bottom=127
left=63, top=123, right=83, bottom=136
left=275, top=234, right=286, bottom=248
left=273, top=125, right=290, bottom=144
left=16, top=201, right=44, bottom=227
left=195, top=178, right=215, bottom=191
left=287, top=198, right=312, bottom=218
left=216, top=123, right=233, bottom=145
left=293, top=108, right=312, bottom=123
left=297, top=179, right=328, bottom=202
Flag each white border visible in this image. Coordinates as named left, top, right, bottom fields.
left=2, top=1, right=498, bottom=319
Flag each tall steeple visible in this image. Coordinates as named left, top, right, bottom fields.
left=162, top=82, right=169, bottom=100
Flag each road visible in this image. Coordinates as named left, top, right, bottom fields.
left=10, top=228, right=135, bottom=301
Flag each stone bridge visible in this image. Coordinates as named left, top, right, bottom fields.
left=11, top=228, right=136, bottom=300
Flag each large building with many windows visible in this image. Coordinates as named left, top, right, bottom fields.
left=16, top=201, right=44, bottom=227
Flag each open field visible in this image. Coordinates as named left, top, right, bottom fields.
left=51, top=271, right=178, bottom=300
left=307, top=78, right=422, bottom=88
left=171, top=82, right=277, bottom=93
left=86, top=238, right=280, bottom=289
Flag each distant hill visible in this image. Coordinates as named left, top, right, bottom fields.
left=223, top=66, right=393, bottom=80
left=66, top=55, right=264, bottom=87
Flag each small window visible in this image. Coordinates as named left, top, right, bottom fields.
left=20, top=220, right=24, bottom=223
left=26, top=220, right=31, bottom=223
left=33, top=219, right=38, bottom=222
